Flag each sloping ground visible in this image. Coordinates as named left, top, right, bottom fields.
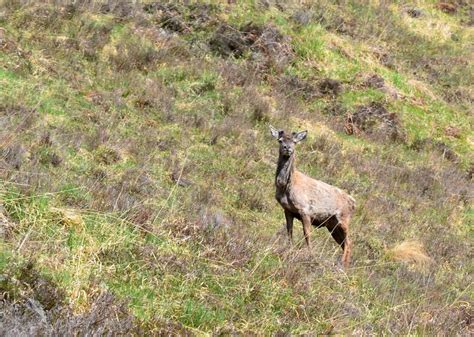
left=0, top=1, right=473, bottom=334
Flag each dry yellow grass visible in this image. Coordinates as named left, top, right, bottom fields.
left=387, top=240, right=434, bottom=270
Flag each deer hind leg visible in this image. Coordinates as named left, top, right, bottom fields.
left=328, top=221, right=352, bottom=268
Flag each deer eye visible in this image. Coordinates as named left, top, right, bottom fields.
left=278, top=139, right=283, bottom=143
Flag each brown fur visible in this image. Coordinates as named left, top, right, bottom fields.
left=270, top=126, right=355, bottom=267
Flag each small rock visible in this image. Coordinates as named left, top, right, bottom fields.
left=406, top=8, right=423, bottom=18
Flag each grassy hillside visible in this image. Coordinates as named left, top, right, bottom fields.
left=1, top=0, right=472, bottom=335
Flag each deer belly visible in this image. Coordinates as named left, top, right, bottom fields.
left=311, top=213, right=337, bottom=228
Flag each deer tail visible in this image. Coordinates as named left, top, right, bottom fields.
left=348, top=195, right=356, bottom=212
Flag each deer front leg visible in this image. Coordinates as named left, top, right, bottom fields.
left=284, top=210, right=294, bottom=244
left=301, top=214, right=312, bottom=248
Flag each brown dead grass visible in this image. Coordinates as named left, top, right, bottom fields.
left=386, top=240, right=434, bottom=270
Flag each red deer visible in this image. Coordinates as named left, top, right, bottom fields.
left=270, top=125, right=355, bottom=267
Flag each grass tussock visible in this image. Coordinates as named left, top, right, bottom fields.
left=386, top=240, right=434, bottom=271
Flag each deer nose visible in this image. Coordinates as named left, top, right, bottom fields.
left=282, top=145, right=293, bottom=155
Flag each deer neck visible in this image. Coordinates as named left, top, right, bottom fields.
left=275, top=153, right=295, bottom=189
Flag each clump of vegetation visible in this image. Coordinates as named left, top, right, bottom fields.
left=386, top=240, right=433, bottom=271
left=345, top=101, right=405, bottom=142
left=0, top=0, right=472, bottom=335
left=210, top=21, right=293, bottom=72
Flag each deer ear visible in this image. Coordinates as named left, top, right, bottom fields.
left=293, top=130, right=307, bottom=143
left=269, top=125, right=282, bottom=139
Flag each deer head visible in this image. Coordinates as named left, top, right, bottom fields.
left=269, top=125, right=307, bottom=158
